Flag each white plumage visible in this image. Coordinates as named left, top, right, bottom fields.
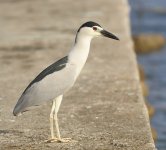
left=13, top=21, right=119, bottom=143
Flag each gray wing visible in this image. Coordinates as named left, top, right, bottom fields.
left=13, top=56, right=76, bottom=116
left=23, top=56, right=68, bottom=93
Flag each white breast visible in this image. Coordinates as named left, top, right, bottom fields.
left=68, top=36, right=92, bottom=78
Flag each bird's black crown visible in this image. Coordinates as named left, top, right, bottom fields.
left=77, top=21, right=101, bottom=32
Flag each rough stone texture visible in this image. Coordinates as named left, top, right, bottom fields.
left=0, top=0, right=156, bottom=149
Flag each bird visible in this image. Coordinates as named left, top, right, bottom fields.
left=13, top=21, right=119, bottom=143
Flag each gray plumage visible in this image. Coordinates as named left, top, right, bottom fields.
left=13, top=21, right=119, bottom=142
left=13, top=56, right=76, bottom=115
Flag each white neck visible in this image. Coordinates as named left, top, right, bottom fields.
left=68, top=34, right=93, bottom=78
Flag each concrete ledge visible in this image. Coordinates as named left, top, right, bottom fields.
left=0, top=0, right=156, bottom=149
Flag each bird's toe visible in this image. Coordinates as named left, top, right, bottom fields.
left=45, top=137, right=76, bottom=143
left=45, top=138, right=58, bottom=143
left=57, top=138, right=72, bottom=143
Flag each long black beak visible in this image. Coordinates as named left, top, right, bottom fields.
left=100, top=30, right=119, bottom=40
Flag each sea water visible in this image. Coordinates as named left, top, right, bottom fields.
left=129, top=0, right=166, bottom=149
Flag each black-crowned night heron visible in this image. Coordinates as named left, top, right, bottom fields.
left=13, top=21, right=119, bottom=143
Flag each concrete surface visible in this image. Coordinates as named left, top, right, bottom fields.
left=0, top=0, right=156, bottom=149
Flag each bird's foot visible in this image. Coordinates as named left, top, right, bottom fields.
left=57, top=138, right=72, bottom=143
left=45, top=138, right=58, bottom=143
left=45, top=137, right=72, bottom=143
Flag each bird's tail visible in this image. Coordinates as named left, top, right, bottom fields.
left=13, top=103, right=22, bottom=116
left=13, top=95, right=26, bottom=116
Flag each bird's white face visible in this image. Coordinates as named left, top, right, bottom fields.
left=75, top=22, right=119, bottom=43
left=78, top=25, right=119, bottom=41
left=79, top=26, right=103, bottom=38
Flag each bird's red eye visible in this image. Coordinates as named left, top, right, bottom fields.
left=93, top=27, right=97, bottom=31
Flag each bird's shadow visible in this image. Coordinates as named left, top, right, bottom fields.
left=0, top=129, right=23, bottom=136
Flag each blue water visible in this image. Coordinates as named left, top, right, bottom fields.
left=130, top=0, right=166, bottom=35
left=129, top=0, right=166, bottom=150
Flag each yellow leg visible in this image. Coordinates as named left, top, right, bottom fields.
left=50, top=100, right=56, bottom=139
left=54, top=95, right=71, bottom=143
left=45, top=100, right=58, bottom=143
left=46, top=95, right=72, bottom=143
